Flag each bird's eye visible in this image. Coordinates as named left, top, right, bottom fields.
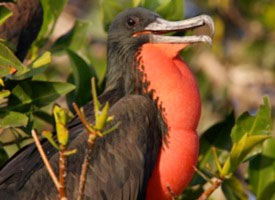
left=127, top=17, right=137, bottom=27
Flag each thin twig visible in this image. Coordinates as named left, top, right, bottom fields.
left=77, top=142, right=94, bottom=200
left=193, top=166, right=214, bottom=184
left=31, top=130, right=60, bottom=191
left=73, top=103, right=97, bottom=200
left=72, top=102, right=93, bottom=133
left=59, top=145, right=68, bottom=200
left=197, top=179, right=222, bottom=200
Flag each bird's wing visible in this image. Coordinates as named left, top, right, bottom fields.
left=0, top=94, right=163, bottom=200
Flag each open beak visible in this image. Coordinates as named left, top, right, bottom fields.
left=142, top=15, right=214, bottom=45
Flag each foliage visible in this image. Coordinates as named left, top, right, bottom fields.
left=0, top=0, right=274, bottom=199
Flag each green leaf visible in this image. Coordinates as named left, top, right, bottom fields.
left=221, top=176, right=248, bottom=200
left=10, top=51, right=52, bottom=80
left=53, top=107, right=66, bottom=146
left=33, top=111, right=53, bottom=125
left=92, top=77, right=101, bottom=114
left=156, top=0, right=184, bottom=20
left=52, top=20, right=89, bottom=52
left=101, top=0, right=132, bottom=31
left=63, top=149, right=77, bottom=156
left=5, top=81, right=75, bottom=112
left=201, top=111, right=234, bottom=151
left=95, top=102, right=110, bottom=130
left=0, top=89, right=10, bottom=100
left=53, top=105, right=71, bottom=146
left=67, top=50, right=95, bottom=107
left=0, top=43, right=29, bottom=78
left=0, top=111, right=28, bottom=128
left=189, top=113, right=235, bottom=187
left=31, top=51, right=52, bottom=68
left=142, top=0, right=159, bottom=10
left=35, top=0, right=68, bottom=45
left=231, top=96, right=272, bottom=143
left=132, top=0, right=144, bottom=7
left=0, top=145, right=8, bottom=167
left=249, top=138, right=275, bottom=200
left=221, top=134, right=270, bottom=176
left=42, top=130, right=59, bottom=149
left=0, top=6, right=12, bottom=26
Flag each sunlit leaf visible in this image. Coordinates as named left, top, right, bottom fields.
left=222, top=134, right=270, bottom=176
left=31, top=51, right=51, bottom=68
left=231, top=97, right=272, bottom=143
left=0, top=43, right=29, bottom=78
left=0, top=89, right=10, bottom=100
left=53, top=105, right=72, bottom=146
left=42, top=130, right=59, bottom=149
left=35, top=0, right=68, bottom=43
left=249, top=138, right=275, bottom=200
left=0, top=111, right=28, bottom=128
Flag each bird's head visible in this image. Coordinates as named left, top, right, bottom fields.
left=108, top=7, right=213, bottom=49
left=105, top=7, right=214, bottom=93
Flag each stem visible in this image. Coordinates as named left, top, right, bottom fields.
left=73, top=102, right=98, bottom=200
left=72, top=102, right=92, bottom=133
left=59, top=145, right=67, bottom=200
left=77, top=141, right=94, bottom=200
left=212, top=147, right=222, bottom=174
left=197, top=179, right=222, bottom=200
left=193, top=166, right=214, bottom=184
left=31, top=130, right=60, bottom=191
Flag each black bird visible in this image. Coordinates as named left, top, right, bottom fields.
left=0, top=0, right=43, bottom=61
left=0, top=7, right=214, bottom=200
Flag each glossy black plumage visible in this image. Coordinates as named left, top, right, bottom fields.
left=0, top=91, right=163, bottom=199
left=0, top=8, right=166, bottom=199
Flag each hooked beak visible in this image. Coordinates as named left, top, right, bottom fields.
left=141, top=15, right=214, bottom=46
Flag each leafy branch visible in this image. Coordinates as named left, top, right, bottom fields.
left=32, top=105, right=75, bottom=200
left=196, top=96, right=273, bottom=200
left=74, top=77, right=119, bottom=200
left=31, top=77, right=118, bottom=200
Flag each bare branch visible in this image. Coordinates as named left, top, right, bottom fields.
left=59, top=145, right=68, bottom=200
left=197, top=179, right=222, bottom=200
left=31, top=130, right=60, bottom=191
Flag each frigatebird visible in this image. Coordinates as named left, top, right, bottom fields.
left=0, top=7, right=214, bottom=200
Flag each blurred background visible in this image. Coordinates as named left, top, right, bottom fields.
left=0, top=0, right=274, bottom=199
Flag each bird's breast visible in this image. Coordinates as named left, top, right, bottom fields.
left=138, top=43, right=201, bottom=199
left=138, top=43, right=201, bottom=130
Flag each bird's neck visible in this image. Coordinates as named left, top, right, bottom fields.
left=137, top=43, right=201, bottom=199
left=104, top=40, right=145, bottom=95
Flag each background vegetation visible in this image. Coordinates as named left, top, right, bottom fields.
left=0, top=0, right=274, bottom=199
